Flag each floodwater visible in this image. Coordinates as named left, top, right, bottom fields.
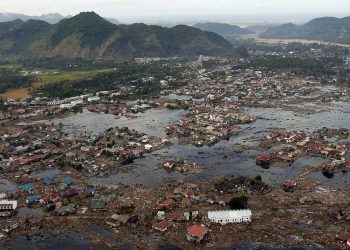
left=30, top=169, right=61, bottom=179
left=0, top=233, right=107, bottom=250
left=244, top=101, right=350, bottom=133
left=3, top=94, right=346, bottom=250
left=54, top=98, right=350, bottom=188
left=16, top=208, right=43, bottom=217
left=0, top=225, right=128, bottom=250
left=0, top=179, right=17, bottom=192
left=158, top=244, right=184, bottom=250
left=53, top=108, right=184, bottom=137
left=223, top=242, right=332, bottom=250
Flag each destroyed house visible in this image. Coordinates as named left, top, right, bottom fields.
left=42, top=176, right=54, bottom=185
left=256, top=153, right=274, bottom=166
left=152, top=221, right=174, bottom=232
left=63, top=178, right=73, bottom=186
left=184, top=211, right=199, bottom=220
left=90, top=199, right=107, bottom=211
left=155, top=199, right=175, bottom=211
left=26, top=195, right=38, bottom=204
left=163, top=160, right=176, bottom=169
left=19, top=183, right=33, bottom=192
left=55, top=203, right=76, bottom=215
left=19, top=155, right=43, bottom=165
left=41, top=193, right=61, bottom=204
left=208, top=209, right=252, bottom=224
left=2, top=222, right=18, bottom=233
left=85, top=187, right=95, bottom=197
left=346, top=159, right=350, bottom=166
left=306, top=144, right=322, bottom=155
left=166, top=212, right=186, bottom=221
left=111, top=214, right=139, bottom=228
left=62, top=188, right=78, bottom=198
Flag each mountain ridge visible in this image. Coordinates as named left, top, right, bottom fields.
left=0, top=12, right=121, bottom=25
left=193, top=22, right=253, bottom=37
left=260, top=16, right=350, bottom=44
left=0, top=13, right=66, bottom=24
left=0, top=12, right=234, bottom=60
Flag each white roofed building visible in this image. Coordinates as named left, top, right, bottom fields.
left=87, top=96, right=101, bottom=102
left=208, top=209, right=252, bottom=224
left=0, top=200, right=18, bottom=210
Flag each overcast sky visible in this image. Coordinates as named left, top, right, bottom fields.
left=1, top=0, right=350, bottom=19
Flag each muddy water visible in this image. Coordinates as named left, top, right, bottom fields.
left=224, top=242, right=332, bottom=250
left=0, top=233, right=108, bottom=250
left=16, top=208, right=43, bottom=217
left=30, top=169, right=61, bottom=179
left=0, top=179, right=17, bottom=192
left=244, top=101, right=350, bottom=133
left=0, top=225, right=128, bottom=250
left=53, top=108, right=184, bottom=137
left=55, top=100, right=350, bottom=188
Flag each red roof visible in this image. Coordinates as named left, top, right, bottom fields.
left=328, top=149, right=343, bottom=157
left=256, top=152, right=276, bottom=161
left=278, top=155, right=292, bottom=162
left=284, top=180, right=296, bottom=188
left=306, top=144, right=322, bottom=154
left=42, top=193, right=61, bottom=203
left=167, top=212, right=185, bottom=221
left=345, top=159, right=350, bottom=166
left=152, top=221, right=174, bottom=231
left=187, top=225, right=208, bottom=237
left=155, top=199, right=175, bottom=210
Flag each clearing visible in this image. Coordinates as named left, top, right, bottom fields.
left=0, top=87, right=31, bottom=99
left=33, top=68, right=114, bottom=88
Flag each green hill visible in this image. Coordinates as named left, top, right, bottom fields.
left=193, top=22, right=253, bottom=37
left=0, top=12, right=234, bottom=60
left=260, top=17, right=350, bottom=44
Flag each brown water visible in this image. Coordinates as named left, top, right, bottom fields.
left=52, top=100, right=350, bottom=188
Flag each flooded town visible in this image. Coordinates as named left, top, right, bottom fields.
left=0, top=39, right=349, bottom=250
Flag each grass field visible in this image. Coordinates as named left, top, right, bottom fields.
left=0, top=87, right=30, bottom=99
left=241, top=34, right=350, bottom=48
left=253, top=37, right=350, bottom=48
left=0, top=68, right=114, bottom=100
left=33, top=68, right=114, bottom=88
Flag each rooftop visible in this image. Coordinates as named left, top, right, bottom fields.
left=208, top=209, right=252, bottom=219
left=187, top=225, right=208, bottom=237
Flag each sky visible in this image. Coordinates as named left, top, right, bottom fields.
left=0, top=0, right=350, bottom=21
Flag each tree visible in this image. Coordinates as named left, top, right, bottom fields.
left=255, top=175, right=262, bottom=181
left=229, top=195, right=249, bottom=210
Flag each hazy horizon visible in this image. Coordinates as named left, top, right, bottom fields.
left=0, top=0, right=350, bottom=23
left=116, top=13, right=350, bottom=25
left=1, top=12, right=350, bottom=26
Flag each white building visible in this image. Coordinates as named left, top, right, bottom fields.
left=60, top=103, right=75, bottom=109
left=71, top=99, right=84, bottom=106
left=208, top=209, right=252, bottom=224
left=0, top=200, right=18, bottom=210
left=47, top=100, right=64, bottom=106
left=87, top=96, right=101, bottom=102
left=97, top=91, right=110, bottom=96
